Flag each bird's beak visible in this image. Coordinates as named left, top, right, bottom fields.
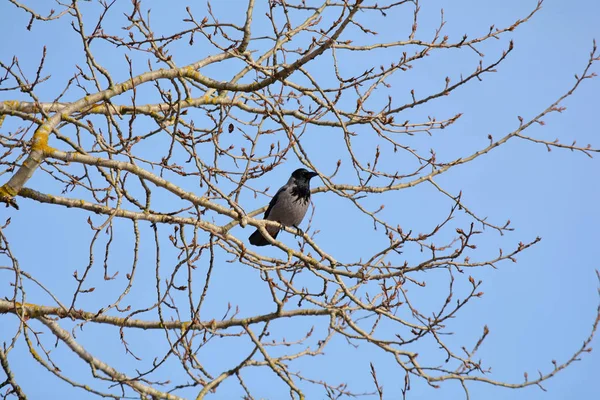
left=307, top=171, right=318, bottom=179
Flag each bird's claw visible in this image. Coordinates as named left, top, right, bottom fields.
left=293, top=225, right=304, bottom=237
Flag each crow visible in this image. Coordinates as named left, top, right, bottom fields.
left=248, top=168, right=318, bottom=246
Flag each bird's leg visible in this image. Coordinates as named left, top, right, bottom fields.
left=277, top=222, right=286, bottom=238
left=293, top=225, right=304, bottom=237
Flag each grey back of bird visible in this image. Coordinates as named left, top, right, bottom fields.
left=266, top=176, right=311, bottom=226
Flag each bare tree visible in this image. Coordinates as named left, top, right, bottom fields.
left=0, top=0, right=598, bottom=399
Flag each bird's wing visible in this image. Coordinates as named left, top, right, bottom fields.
left=264, top=185, right=287, bottom=219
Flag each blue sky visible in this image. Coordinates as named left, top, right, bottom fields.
left=0, top=1, right=599, bottom=399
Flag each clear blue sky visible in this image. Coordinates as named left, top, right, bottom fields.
left=0, top=1, right=599, bottom=399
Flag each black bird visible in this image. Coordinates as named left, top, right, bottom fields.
left=249, top=168, right=319, bottom=246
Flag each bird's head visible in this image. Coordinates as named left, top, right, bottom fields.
left=291, top=168, right=318, bottom=184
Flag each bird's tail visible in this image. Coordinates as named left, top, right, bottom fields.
left=249, top=227, right=279, bottom=246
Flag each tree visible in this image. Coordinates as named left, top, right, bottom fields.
left=0, top=0, right=598, bottom=399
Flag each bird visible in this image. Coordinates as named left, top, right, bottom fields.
left=249, top=168, right=319, bottom=246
